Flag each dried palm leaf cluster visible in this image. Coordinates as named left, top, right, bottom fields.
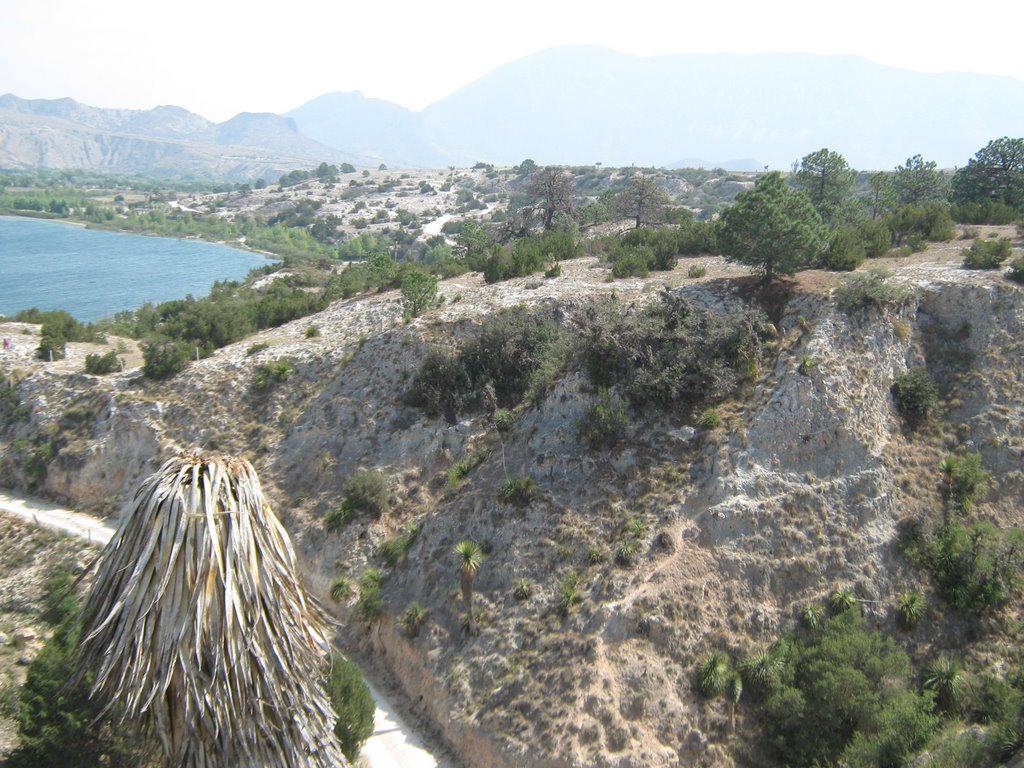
left=77, top=453, right=347, bottom=768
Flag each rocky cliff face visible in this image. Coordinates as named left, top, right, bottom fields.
left=1, top=252, right=1021, bottom=767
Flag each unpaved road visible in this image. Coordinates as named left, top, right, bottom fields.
left=0, top=487, right=452, bottom=768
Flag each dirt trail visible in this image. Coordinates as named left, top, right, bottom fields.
left=0, top=487, right=453, bottom=768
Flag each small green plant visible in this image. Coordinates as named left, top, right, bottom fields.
left=329, top=576, right=352, bottom=603
left=614, top=539, right=636, bottom=567
left=687, top=264, right=707, bottom=278
left=739, top=644, right=785, bottom=694
left=558, top=571, right=581, bottom=615
left=586, top=544, right=607, bottom=565
left=499, top=475, right=536, bottom=506
left=801, top=602, right=824, bottom=631
left=492, top=408, right=515, bottom=433
left=446, top=459, right=471, bottom=487
left=945, top=452, right=989, bottom=513
left=513, top=578, right=533, bottom=601
left=356, top=567, right=383, bottom=619
left=399, top=602, right=427, bottom=637
left=324, top=502, right=353, bottom=532
left=890, top=368, right=938, bottom=426
left=246, top=342, right=270, bottom=356
left=305, top=325, right=320, bottom=338
left=797, top=354, right=814, bottom=376
left=628, top=518, right=646, bottom=538
left=696, top=407, right=721, bottom=429
left=962, top=237, right=1012, bottom=269
left=544, top=261, right=562, bottom=278
left=896, top=590, right=925, bottom=629
left=697, top=649, right=730, bottom=698
left=829, top=588, right=857, bottom=615
left=251, top=359, right=294, bottom=390
left=376, top=523, right=420, bottom=567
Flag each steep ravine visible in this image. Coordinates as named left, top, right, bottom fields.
left=1, top=256, right=1021, bottom=767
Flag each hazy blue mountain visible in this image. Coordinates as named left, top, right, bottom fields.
left=285, top=92, right=454, bottom=168
left=0, top=94, right=358, bottom=180
left=414, top=47, right=1024, bottom=170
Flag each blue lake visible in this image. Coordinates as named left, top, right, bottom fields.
left=0, top=217, right=271, bottom=321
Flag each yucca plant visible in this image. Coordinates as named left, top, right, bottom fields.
left=725, top=673, right=743, bottom=733
left=454, top=539, right=483, bottom=635
left=829, top=587, right=857, bottom=615
left=897, top=590, right=925, bottom=629
left=76, top=453, right=347, bottom=768
left=697, top=650, right=730, bottom=698
left=801, top=602, right=824, bottom=632
left=924, top=655, right=966, bottom=716
left=739, top=644, right=785, bottom=694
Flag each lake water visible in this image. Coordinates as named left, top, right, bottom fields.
left=0, top=217, right=271, bottom=321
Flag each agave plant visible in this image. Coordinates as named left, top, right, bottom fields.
left=924, top=655, right=966, bottom=716
left=76, top=453, right=347, bottom=768
left=697, top=650, right=730, bottom=698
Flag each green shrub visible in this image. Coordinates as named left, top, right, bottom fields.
left=890, top=368, right=938, bottom=426
left=610, top=245, right=651, bottom=278
left=409, top=348, right=471, bottom=422
left=305, top=325, right=320, bottom=338
left=325, top=653, right=375, bottom=763
left=576, top=389, right=628, bottom=448
left=962, top=237, right=1012, bottom=269
left=823, top=224, right=866, bottom=271
left=801, top=602, right=824, bottom=632
left=400, top=270, right=439, bottom=319
left=499, top=476, right=536, bottom=506
left=835, top=268, right=912, bottom=312
left=857, top=218, right=894, bottom=258
left=797, top=355, right=814, bottom=375
left=84, top=350, right=121, bottom=375
left=909, top=520, right=1023, bottom=612
left=141, top=337, right=192, bottom=379
left=558, top=571, right=581, bottom=615
left=687, top=264, right=707, bottom=278
left=762, top=611, right=935, bottom=768
left=947, top=452, right=989, bottom=513
left=1008, top=257, right=1024, bottom=284
left=246, top=342, right=270, bottom=356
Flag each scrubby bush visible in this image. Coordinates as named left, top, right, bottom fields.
left=1008, top=257, right=1024, bottom=284
left=84, top=350, right=121, bottom=375
left=141, top=337, right=192, bottom=379
left=577, top=292, right=770, bottom=411
left=484, top=231, right=581, bottom=283
left=835, top=268, right=912, bottom=312
left=341, top=469, right=390, bottom=517
left=823, top=224, right=866, bottom=271
left=576, top=389, right=628, bottom=448
left=962, top=237, right=1012, bottom=269
left=356, top=567, right=383, bottom=618
left=687, top=264, right=707, bottom=278
left=890, top=368, right=938, bottom=426
left=251, top=359, right=293, bottom=390
left=499, top=476, right=536, bottom=506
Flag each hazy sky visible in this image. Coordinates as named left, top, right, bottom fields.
left=3, top=0, right=1023, bottom=122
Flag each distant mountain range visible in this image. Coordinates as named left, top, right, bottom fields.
left=4, top=47, right=1024, bottom=178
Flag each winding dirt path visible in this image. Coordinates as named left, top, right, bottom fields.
left=0, top=488, right=452, bottom=768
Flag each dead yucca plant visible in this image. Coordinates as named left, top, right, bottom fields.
left=77, top=453, right=347, bottom=768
